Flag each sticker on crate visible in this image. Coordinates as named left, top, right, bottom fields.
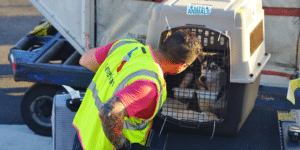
left=186, top=5, right=212, bottom=15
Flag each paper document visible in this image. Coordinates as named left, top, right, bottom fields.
left=278, top=110, right=297, bottom=122
left=287, top=78, right=300, bottom=105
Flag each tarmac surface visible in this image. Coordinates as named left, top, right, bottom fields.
left=0, top=0, right=296, bottom=150
left=0, top=1, right=52, bottom=150
left=0, top=125, right=52, bottom=150
left=0, top=0, right=43, bottom=125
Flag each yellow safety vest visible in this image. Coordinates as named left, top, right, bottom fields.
left=73, top=39, right=167, bottom=150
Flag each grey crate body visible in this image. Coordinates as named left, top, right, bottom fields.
left=52, top=94, right=77, bottom=150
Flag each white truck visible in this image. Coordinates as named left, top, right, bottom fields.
left=8, top=0, right=300, bottom=149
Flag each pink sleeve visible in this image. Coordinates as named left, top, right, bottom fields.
left=95, top=40, right=118, bottom=65
left=115, top=80, right=158, bottom=119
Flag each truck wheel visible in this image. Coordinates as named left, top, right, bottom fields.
left=21, top=83, right=62, bottom=137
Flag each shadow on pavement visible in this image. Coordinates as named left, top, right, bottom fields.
left=0, top=87, right=28, bottom=124
left=0, top=64, right=32, bottom=124
left=0, top=64, right=13, bottom=75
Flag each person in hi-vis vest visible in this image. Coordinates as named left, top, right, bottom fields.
left=72, top=29, right=203, bottom=150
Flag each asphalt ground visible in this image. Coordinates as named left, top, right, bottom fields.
left=0, top=1, right=296, bottom=150
left=0, top=16, right=44, bottom=124
left=0, top=1, right=52, bottom=150
left=0, top=0, right=43, bottom=125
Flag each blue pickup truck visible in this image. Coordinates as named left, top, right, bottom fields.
left=8, top=28, right=94, bottom=136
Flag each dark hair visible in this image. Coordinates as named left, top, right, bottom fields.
left=158, top=29, right=202, bottom=65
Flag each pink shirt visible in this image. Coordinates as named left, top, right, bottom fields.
left=95, top=41, right=158, bottom=119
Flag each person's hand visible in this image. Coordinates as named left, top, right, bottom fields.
left=114, top=135, right=127, bottom=149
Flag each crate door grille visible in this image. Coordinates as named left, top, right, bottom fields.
left=160, top=26, right=230, bottom=128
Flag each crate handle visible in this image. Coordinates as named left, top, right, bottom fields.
left=185, top=24, right=206, bottom=28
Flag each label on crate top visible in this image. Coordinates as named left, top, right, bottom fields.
left=186, top=5, right=211, bottom=15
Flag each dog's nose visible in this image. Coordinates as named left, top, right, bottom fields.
left=200, top=76, right=206, bottom=82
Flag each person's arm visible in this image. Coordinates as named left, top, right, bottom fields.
left=79, top=48, right=100, bottom=72
left=98, top=95, right=128, bottom=149
left=79, top=40, right=118, bottom=72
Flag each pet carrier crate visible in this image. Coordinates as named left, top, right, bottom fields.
left=146, top=0, right=271, bottom=136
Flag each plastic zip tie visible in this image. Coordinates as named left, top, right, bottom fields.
left=163, top=133, right=169, bottom=150
left=218, top=33, right=221, bottom=41
left=210, top=121, right=216, bottom=140
left=165, top=16, right=171, bottom=30
left=159, top=116, right=168, bottom=137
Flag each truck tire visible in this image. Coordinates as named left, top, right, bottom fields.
left=21, top=83, right=63, bottom=137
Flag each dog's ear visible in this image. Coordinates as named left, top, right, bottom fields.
left=222, top=55, right=230, bottom=66
left=197, top=54, right=203, bottom=62
left=200, top=52, right=218, bottom=62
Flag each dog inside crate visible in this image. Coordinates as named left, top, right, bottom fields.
left=160, top=26, right=230, bottom=124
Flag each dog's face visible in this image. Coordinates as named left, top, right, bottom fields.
left=201, top=60, right=223, bottom=83
left=197, top=54, right=227, bottom=90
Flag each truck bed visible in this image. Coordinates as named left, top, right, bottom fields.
left=8, top=32, right=94, bottom=88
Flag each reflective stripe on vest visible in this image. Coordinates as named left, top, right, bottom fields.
left=87, top=69, right=163, bottom=130
left=88, top=82, right=102, bottom=111
left=106, top=41, right=139, bottom=59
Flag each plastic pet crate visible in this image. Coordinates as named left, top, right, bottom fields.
left=147, top=0, right=271, bottom=136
